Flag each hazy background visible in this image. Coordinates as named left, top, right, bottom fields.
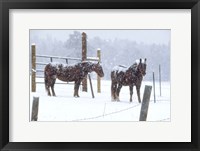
left=30, top=29, right=170, bottom=81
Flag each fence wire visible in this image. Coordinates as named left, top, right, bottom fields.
left=72, top=103, right=170, bottom=122
left=73, top=104, right=141, bottom=121
left=155, top=118, right=170, bottom=121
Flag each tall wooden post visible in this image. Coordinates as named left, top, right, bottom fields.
left=82, top=32, right=87, bottom=92
left=32, top=44, right=36, bottom=92
left=97, top=48, right=101, bottom=93
left=139, top=85, right=152, bottom=121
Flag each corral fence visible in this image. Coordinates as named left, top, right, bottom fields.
left=31, top=32, right=102, bottom=93
left=34, top=54, right=82, bottom=79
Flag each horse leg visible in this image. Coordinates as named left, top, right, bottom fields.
left=73, top=83, right=77, bottom=97
left=111, top=80, right=117, bottom=101
left=47, top=86, right=51, bottom=96
left=136, top=85, right=141, bottom=103
left=47, top=82, right=52, bottom=96
left=129, top=85, right=133, bottom=102
left=51, top=85, right=56, bottom=96
left=51, top=79, right=56, bottom=96
left=45, top=75, right=51, bottom=96
left=74, top=81, right=80, bottom=97
left=111, top=71, right=117, bottom=101
left=116, top=83, right=122, bottom=101
left=114, top=83, right=119, bottom=101
left=76, top=81, right=81, bottom=97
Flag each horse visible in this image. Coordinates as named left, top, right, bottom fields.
left=111, top=58, right=147, bottom=103
left=44, top=61, right=104, bottom=97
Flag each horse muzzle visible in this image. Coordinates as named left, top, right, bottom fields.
left=99, top=72, right=104, bottom=77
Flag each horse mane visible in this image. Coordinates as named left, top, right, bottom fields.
left=129, top=59, right=146, bottom=71
left=128, top=62, right=138, bottom=73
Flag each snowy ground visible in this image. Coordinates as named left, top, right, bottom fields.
left=30, top=78, right=170, bottom=122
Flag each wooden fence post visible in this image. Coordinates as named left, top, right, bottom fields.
left=139, top=85, right=152, bottom=121
left=31, top=97, right=39, bottom=121
left=31, top=44, right=36, bottom=92
left=97, top=48, right=101, bottom=93
left=82, top=32, right=87, bottom=92
left=88, top=74, right=94, bottom=98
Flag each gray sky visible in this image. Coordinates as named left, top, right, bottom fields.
left=30, top=29, right=170, bottom=45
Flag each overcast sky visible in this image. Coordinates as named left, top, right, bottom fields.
left=30, top=29, right=170, bottom=45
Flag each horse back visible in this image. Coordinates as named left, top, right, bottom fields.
left=111, top=65, right=140, bottom=86
left=57, top=63, right=88, bottom=82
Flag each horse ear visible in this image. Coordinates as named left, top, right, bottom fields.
left=140, top=59, right=142, bottom=63
left=145, top=58, right=147, bottom=62
left=97, top=61, right=100, bottom=65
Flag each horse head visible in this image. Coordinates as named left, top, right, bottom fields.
left=92, top=62, right=104, bottom=77
left=137, top=58, right=147, bottom=76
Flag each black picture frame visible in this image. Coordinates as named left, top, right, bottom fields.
left=0, top=0, right=199, bottom=151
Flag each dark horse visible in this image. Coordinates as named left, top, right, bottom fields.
left=44, top=61, right=104, bottom=97
left=111, top=58, right=147, bottom=103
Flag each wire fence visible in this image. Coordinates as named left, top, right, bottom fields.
left=72, top=103, right=170, bottom=122
left=73, top=104, right=141, bottom=121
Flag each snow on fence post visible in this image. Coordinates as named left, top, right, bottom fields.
left=31, top=97, right=39, bottom=121
left=97, top=48, right=101, bottom=93
left=82, top=32, right=87, bottom=92
left=31, top=44, right=36, bottom=92
left=153, top=72, right=156, bottom=103
left=139, top=85, right=152, bottom=121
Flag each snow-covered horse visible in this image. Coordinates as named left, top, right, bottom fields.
left=44, top=61, right=104, bottom=97
left=111, top=58, right=147, bottom=103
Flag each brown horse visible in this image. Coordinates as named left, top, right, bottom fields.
left=111, top=58, right=147, bottom=103
left=44, top=61, right=104, bottom=97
